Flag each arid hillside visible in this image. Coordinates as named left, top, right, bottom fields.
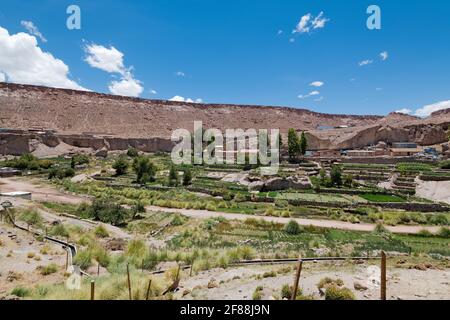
left=0, top=82, right=449, bottom=154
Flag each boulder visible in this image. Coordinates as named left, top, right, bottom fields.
left=95, top=148, right=108, bottom=158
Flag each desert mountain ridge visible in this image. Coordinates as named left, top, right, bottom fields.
left=0, top=82, right=449, bottom=155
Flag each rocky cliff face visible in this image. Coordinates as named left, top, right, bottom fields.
left=0, top=82, right=449, bottom=155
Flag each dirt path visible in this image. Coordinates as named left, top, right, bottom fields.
left=416, top=179, right=450, bottom=205
left=146, top=206, right=442, bottom=235
left=0, top=177, right=89, bottom=204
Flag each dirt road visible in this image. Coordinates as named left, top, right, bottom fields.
left=0, top=177, right=89, bottom=204
left=146, top=206, right=442, bottom=235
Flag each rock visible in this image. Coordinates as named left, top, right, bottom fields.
left=95, top=148, right=108, bottom=158
left=0, top=295, right=21, bottom=300
left=105, top=238, right=126, bottom=251
left=354, top=282, right=368, bottom=291
left=207, top=279, right=219, bottom=289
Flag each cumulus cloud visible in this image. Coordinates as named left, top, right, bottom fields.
left=175, top=71, right=186, bottom=77
left=298, top=90, right=320, bottom=99
left=310, top=81, right=324, bottom=87
left=380, top=51, right=389, bottom=61
left=169, top=95, right=202, bottom=103
left=395, top=108, right=412, bottom=115
left=21, top=20, right=47, bottom=43
left=358, top=59, right=373, bottom=67
left=414, top=100, right=450, bottom=117
left=84, top=43, right=143, bottom=97
left=293, top=12, right=329, bottom=34
left=108, top=75, right=143, bottom=97
left=0, top=26, right=86, bottom=90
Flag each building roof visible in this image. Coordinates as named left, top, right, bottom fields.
left=390, top=148, right=422, bottom=153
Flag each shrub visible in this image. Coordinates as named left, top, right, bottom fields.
left=325, top=285, right=355, bottom=300
left=71, top=154, right=89, bottom=168
left=127, top=147, right=139, bottom=158
left=183, top=168, right=192, bottom=186
left=94, top=225, right=110, bottom=238
left=39, top=263, right=58, bottom=276
left=133, top=156, right=156, bottom=184
left=74, top=250, right=93, bottom=269
left=284, top=220, right=301, bottom=235
left=438, top=227, right=450, bottom=238
left=168, top=166, right=179, bottom=187
left=11, top=286, right=31, bottom=298
left=49, top=224, right=69, bottom=238
left=90, top=199, right=129, bottom=226
left=281, top=284, right=292, bottom=299
left=19, top=209, right=43, bottom=229
left=252, top=287, right=263, bottom=300
left=112, top=156, right=129, bottom=176
left=317, top=277, right=344, bottom=291
left=330, top=165, right=343, bottom=187
left=439, top=160, right=450, bottom=169
left=234, top=194, right=247, bottom=203
left=171, top=214, right=186, bottom=226
left=48, top=167, right=75, bottom=180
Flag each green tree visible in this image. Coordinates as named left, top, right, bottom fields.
left=343, top=174, right=353, bottom=188
left=330, top=165, right=343, bottom=187
left=183, top=167, right=193, bottom=186
left=299, top=131, right=308, bottom=156
left=112, top=156, right=129, bottom=176
left=288, top=129, right=300, bottom=160
left=168, top=166, right=179, bottom=186
left=132, top=156, right=156, bottom=184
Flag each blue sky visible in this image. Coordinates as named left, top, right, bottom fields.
left=0, top=0, right=449, bottom=116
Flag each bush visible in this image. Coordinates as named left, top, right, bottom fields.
left=439, top=160, right=450, bottom=169
left=74, top=250, right=93, bottom=269
left=284, top=220, right=301, bottom=235
left=281, top=284, right=292, bottom=299
left=127, top=147, right=139, bottom=158
left=317, top=277, right=344, bottom=291
left=112, top=156, right=129, bottom=176
left=49, top=224, right=69, bottom=238
left=325, top=285, right=355, bottom=300
left=438, top=227, right=450, bottom=238
left=171, top=214, right=186, bottom=226
left=168, top=166, right=179, bottom=187
left=94, top=225, right=110, bottom=238
left=71, top=154, right=89, bottom=168
left=90, top=199, right=129, bottom=226
left=11, top=286, right=31, bottom=298
left=19, top=209, right=43, bottom=229
left=252, top=287, right=263, bottom=300
left=133, top=156, right=156, bottom=184
left=48, top=167, right=75, bottom=180
left=39, top=263, right=58, bottom=276
left=183, top=167, right=193, bottom=186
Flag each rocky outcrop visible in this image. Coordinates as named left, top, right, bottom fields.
left=248, top=176, right=312, bottom=191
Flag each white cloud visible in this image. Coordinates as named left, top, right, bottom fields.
left=312, top=12, right=329, bottom=30
left=414, top=100, right=450, bottom=117
left=298, top=90, right=320, bottom=99
left=84, top=43, right=143, bottom=97
left=314, top=96, right=324, bottom=102
left=294, top=14, right=312, bottom=33
left=395, top=108, right=412, bottom=115
left=108, top=75, right=143, bottom=97
left=358, top=59, right=373, bottom=67
left=380, top=51, right=389, bottom=61
left=84, top=44, right=126, bottom=74
left=0, top=26, right=86, bottom=90
left=293, top=12, right=329, bottom=34
left=169, top=95, right=202, bottom=103
left=150, top=89, right=157, bottom=95
left=289, top=38, right=295, bottom=43
left=21, top=20, right=47, bottom=43
left=0, top=72, right=5, bottom=82
left=310, top=81, right=324, bottom=87
left=277, top=30, right=283, bottom=35
left=376, top=87, right=383, bottom=91
left=175, top=71, right=186, bottom=77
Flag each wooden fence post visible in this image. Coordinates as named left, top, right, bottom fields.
left=291, top=256, right=303, bottom=300
left=127, top=263, right=132, bottom=300
left=90, top=280, right=95, bottom=300
left=146, top=279, right=152, bottom=301
left=381, top=251, right=387, bottom=300
left=97, top=263, right=100, bottom=277
left=65, top=249, right=69, bottom=271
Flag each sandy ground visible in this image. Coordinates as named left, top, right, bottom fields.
left=0, top=223, right=66, bottom=296
left=416, top=179, right=450, bottom=205
left=146, top=206, right=441, bottom=235
left=0, top=177, right=89, bottom=205
left=175, top=262, right=450, bottom=301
